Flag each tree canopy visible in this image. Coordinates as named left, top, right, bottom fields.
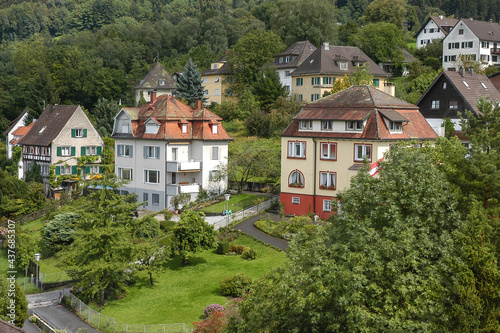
left=175, top=58, right=207, bottom=107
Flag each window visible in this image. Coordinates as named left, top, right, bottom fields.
left=442, top=82, right=447, bottom=89
left=463, top=80, right=470, bottom=88
left=204, top=89, right=208, bottom=95
left=144, top=146, right=160, bottom=159
left=61, top=146, right=71, bottom=156
left=311, top=77, right=320, bottom=85
left=60, top=165, right=72, bottom=175
left=481, top=54, right=490, bottom=62
left=288, top=170, right=304, bottom=187
left=339, top=62, right=348, bottom=70
left=85, top=146, right=97, bottom=155
left=323, top=199, right=332, bottom=212
left=346, top=120, right=363, bottom=131
left=285, top=56, right=291, bottom=62
left=212, top=123, right=218, bottom=134
left=321, top=142, right=337, bottom=160
left=152, top=193, right=160, bottom=206
left=481, top=82, right=488, bottom=89
left=214, top=89, right=220, bottom=96
left=448, top=42, right=459, bottom=49
left=321, top=120, right=333, bottom=130
left=214, top=76, right=220, bottom=82
left=390, top=121, right=403, bottom=131
left=373, top=79, right=379, bottom=87
left=482, top=41, right=490, bottom=48
left=299, top=120, right=312, bottom=130
left=143, top=193, right=149, bottom=206
left=458, top=29, right=464, bottom=34
left=117, top=144, right=133, bottom=157
left=319, top=172, right=336, bottom=190
left=117, top=167, right=133, bottom=180
left=181, top=124, right=188, bottom=133
left=288, top=141, right=305, bottom=158
left=311, top=94, right=320, bottom=101
left=212, top=63, right=218, bottom=69
left=431, top=100, right=440, bottom=109
left=211, top=146, right=219, bottom=160
left=448, top=100, right=458, bottom=109
left=291, top=197, right=300, bottom=204
left=172, top=148, right=178, bottom=161
left=429, top=28, right=434, bottom=33
left=322, top=77, right=333, bottom=85
left=296, top=78, right=304, bottom=86
left=158, top=79, right=165, bottom=86
left=297, top=94, right=303, bottom=102
left=146, top=122, right=159, bottom=134
left=461, top=41, right=473, bottom=48
left=354, top=144, right=372, bottom=162
left=493, top=56, right=498, bottom=62
left=285, top=71, right=291, bottom=76
left=144, top=170, right=160, bottom=184
left=72, top=128, right=86, bottom=138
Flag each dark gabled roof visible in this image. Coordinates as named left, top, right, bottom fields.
left=282, top=86, right=437, bottom=141
left=0, top=318, right=27, bottom=332
left=134, top=62, right=177, bottom=90
left=460, top=18, right=500, bottom=42
left=272, top=40, right=317, bottom=69
left=3, top=109, right=27, bottom=136
left=201, top=62, right=231, bottom=76
left=17, top=105, right=80, bottom=147
left=417, top=70, right=500, bottom=116
left=414, top=15, right=458, bottom=38
left=291, top=45, right=388, bottom=77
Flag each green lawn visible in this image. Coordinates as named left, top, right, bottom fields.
left=99, top=234, right=287, bottom=326
left=199, top=193, right=266, bottom=214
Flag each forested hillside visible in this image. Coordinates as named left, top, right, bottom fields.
left=1, top=0, right=499, bottom=133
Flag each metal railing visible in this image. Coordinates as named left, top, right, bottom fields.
left=63, top=290, right=192, bottom=333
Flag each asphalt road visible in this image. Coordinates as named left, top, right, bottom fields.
left=233, top=212, right=289, bottom=252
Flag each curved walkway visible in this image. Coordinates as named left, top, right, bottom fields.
left=233, top=212, right=289, bottom=252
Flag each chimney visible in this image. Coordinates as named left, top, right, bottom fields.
left=195, top=99, right=202, bottom=110
left=439, top=15, right=443, bottom=19
left=323, top=41, right=330, bottom=50
left=150, top=90, right=157, bottom=103
left=458, top=67, right=465, bottom=76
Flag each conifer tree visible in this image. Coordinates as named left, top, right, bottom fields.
left=175, top=58, right=207, bottom=107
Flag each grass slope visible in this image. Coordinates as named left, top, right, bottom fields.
left=99, top=234, right=286, bottom=326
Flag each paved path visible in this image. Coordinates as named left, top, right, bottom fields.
left=25, top=288, right=100, bottom=333
left=233, top=212, right=289, bottom=252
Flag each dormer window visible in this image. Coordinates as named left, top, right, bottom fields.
left=340, top=62, right=348, bottom=70
left=212, top=123, right=218, bottom=134
left=158, top=79, right=165, bottom=86
left=390, top=121, right=403, bottom=132
left=346, top=120, right=363, bottom=131
left=299, top=120, right=312, bottom=130
left=181, top=123, right=188, bottom=133
left=145, top=118, right=160, bottom=134
left=212, top=63, right=218, bottom=69
left=321, top=120, right=333, bottom=131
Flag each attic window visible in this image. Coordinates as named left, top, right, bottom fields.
left=181, top=123, right=188, bottom=133
left=340, top=62, right=348, bottom=70
left=212, top=123, right=218, bottom=134
left=489, top=31, right=494, bottom=36
left=38, top=126, right=46, bottom=134
left=145, top=120, right=159, bottom=134
left=480, top=82, right=488, bottom=89
left=442, top=82, right=447, bottom=89
left=158, top=80, right=165, bottom=86
left=212, top=64, right=218, bottom=69
left=309, top=59, right=314, bottom=64
left=390, top=121, right=403, bottom=132
left=462, top=80, right=470, bottom=88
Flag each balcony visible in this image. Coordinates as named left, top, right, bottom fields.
left=166, top=183, right=201, bottom=196
left=166, top=160, right=202, bottom=173
left=491, top=48, right=500, bottom=54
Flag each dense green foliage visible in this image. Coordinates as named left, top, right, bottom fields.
left=0, top=275, right=28, bottom=327
left=42, top=212, right=81, bottom=252
left=175, top=58, right=206, bottom=107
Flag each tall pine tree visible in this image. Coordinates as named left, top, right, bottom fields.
left=175, top=58, right=206, bottom=107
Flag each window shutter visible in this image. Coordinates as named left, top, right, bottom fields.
left=57, top=147, right=62, bottom=156
left=144, top=146, right=148, bottom=159
left=71, top=146, right=76, bottom=156
left=97, top=146, right=102, bottom=155
left=81, top=147, right=86, bottom=156
left=129, top=146, right=133, bottom=157
left=55, top=166, right=60, bottom=175
left=85, top=166, right=90, bottom=174
left=71, top=129, right=75, bottom=138
left=83, top=129, right=87, bottom=137
left=155, top=146, right=160, bottom=159
left=99, top=166, right=103, bottom=173
left=72, top=165, right=77, bottom=174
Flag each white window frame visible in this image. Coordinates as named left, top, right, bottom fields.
left=354, top=144, right=372, bottom=162
left=144, top=146, right=160, bottom=159
left=117, top=167, right=133, bottom=180
left=292, top=197, right=300, bottom=204
left=448, top=100, right=458, bottom=109
left=74, top=128, right=84, bottom=138
left=212, top=123, right=218, bottom=134
left=61, top=146, right=71, bottom=156
left=340, top=62, right=348, bottom=70
left=288, top=141, right=305, bottom=158
left=311, top=94, right=320, bottom=101
left=321, top=120, right=333, bottom=131
left=117, top=144, right=133, bottom=157
left=346, top=120, right=363, bottom=131
left=144, top=169, right=160, bottom=184
left=211, top=146, right=219, bottom=160
left=299, top=120, right=312, bottom=130
left=320, top=172, right=336, bottom=190
left=320, top=142, right=337, bottom=160
left=86, top=146, right=97, bottom=156
left=152, top=193, right=160, bottom=206
left=431, top=100, right=440, bottom=109
left=390, top=121, right=403, bottom=132
left=289, top=170, right=304, bottom=187
left=323, top=199, right=332, bottom=212
left=181, top=124, right=188, bottom=133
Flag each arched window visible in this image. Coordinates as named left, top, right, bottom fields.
left=289, top=170, right=305, bottom=188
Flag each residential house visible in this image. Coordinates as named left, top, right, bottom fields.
left=415, top=15, right=458, bottom=49
left=201, top=56, right=233, bottom=105
left=8, top=122, right=34, bottom=179
left=112, top=95, right=233, bottom=211
left=4, top=109, right=28, bottom=160
left=487, top=70, right=500, bottom=90
left=17, top=105, right=104, bottom=188
left=378, top=49, right=417, bottom=77
left=442, top=18, right=500, bottom=71
left=134, top=62, right=177, bottom=106
left=281, top=86, right=438, bottom=219
left=291, top=42, right=392, bottom=103
left=270, top=40, right=317, bottom=95
left=416, top=69, right=500, bottom=135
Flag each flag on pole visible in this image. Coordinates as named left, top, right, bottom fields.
left=369, top=157, right=384, bottom=177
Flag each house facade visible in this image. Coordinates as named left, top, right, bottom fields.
left=112, top=95, right=233, bottom=211
left=270, top=40, right=317, bottom=95
left=442, top=18, right=500, bottom=70
left=17, top=105, right=103, bottom=186
left=281, top=86, right=438, bottom=219
left=415, top=15, right=458, bottom=49
left=201, top=56, right=233, bottom=105
left=291, top=43, right=392, bottom=103
left=416, top=69, right=500, bottom=135
left=134, top=62, right=177, bottom=106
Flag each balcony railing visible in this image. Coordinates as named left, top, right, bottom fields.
left=166, top=160, right=202, bottom=173
left=491, top=48, right=500, bottom=54
left=166, top=183, right=201, bottom=196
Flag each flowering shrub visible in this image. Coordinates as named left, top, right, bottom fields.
left=203, top=304, right=224, bottom=319
left=0, top=227, right=8, bottom=238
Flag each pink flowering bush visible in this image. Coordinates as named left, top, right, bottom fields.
left=203, top=304, right=224, bottom=319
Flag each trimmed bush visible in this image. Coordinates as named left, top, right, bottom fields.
left=160, top=220, right=176, bottom=231
left=219, top=274, right=252, bottom=297
left=203, top=303, right=224, bottom=318
left=229, top=244, right=246, bottom=254
left=241, top=247, right=257, bottom=260
left=216, top=241, right=230, bottom=254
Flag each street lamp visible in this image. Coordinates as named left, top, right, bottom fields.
left=225, top=194, right=230, bottom=226
left=34, top=253, right=41, bottom=289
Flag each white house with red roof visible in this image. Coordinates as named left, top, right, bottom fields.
left=280, top=86, right=438, bottom=219
left=111, top=94, right=233, bottom=211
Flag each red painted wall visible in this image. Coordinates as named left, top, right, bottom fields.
left=280, top=192, right=336, bottom=220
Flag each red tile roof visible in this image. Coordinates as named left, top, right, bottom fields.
left=10, top=122, right=34, bottom=145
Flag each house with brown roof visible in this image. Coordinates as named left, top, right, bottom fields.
left=3, top=109, right=28, bottom=160
left=291, top=42, right=392, bottom=103
left=442, top=18, right=500, bottom=70
left=416, top=69, right=500, bottom=135
left=0, top=319, right=27, bottom=333
left=17, top=105, right=103, bottom=188
left=112, top=95, right=233, bottom=211
left=200, top=55, right=234, bottom=105
left=415, top=15, right=458, bottom=49
left=269, top=40, right=317, bottom=95
left=134, top=62, right=177, bottom=106
left=281, top=86, right=438, bottom=219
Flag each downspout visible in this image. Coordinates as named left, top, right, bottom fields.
left=313, top=138, right=317, bottom=216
